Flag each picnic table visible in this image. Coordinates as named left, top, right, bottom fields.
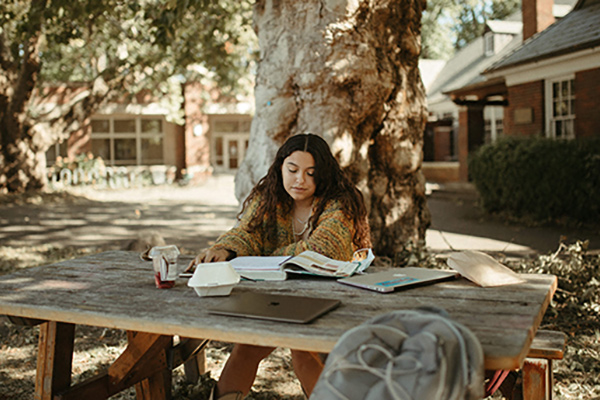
left=0, top=250, right=557, bottom=399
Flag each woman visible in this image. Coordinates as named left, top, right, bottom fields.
left=191, top=133, right=371, bottom=400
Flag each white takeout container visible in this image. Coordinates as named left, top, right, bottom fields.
left=187, top=262, right=240, bottom=297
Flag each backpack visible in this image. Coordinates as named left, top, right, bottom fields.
left=310, top=307, right=484, bottom=400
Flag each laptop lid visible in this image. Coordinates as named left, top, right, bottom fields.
left=207, top=292, right=341, bottom=324
left=338, top=267, right=459, bottom=293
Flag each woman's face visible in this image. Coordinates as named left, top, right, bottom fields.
left=281, top=151, right=316, bottom=206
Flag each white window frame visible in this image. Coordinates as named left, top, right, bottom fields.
left=484, top=32, right=495, bottom=57
left=544, top=75, right=575, bottom=139
left=210, top=117, right=251, bottom=171
left=91, top=115, right=165, bottom=166
left=46, top=140, right=69, bottom=165
left=484, top=105, right=504, bottom=144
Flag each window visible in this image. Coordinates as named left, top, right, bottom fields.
left=91, top=116, right=165, bottom=165
left=545, top=76, right=575, bottom=139
left=484, top=106, right=504, bottom=144
left=215, top=137, right=224, bottom=166
left=228, top=140, right=239, bottom=169
left=46, top=140, right=69, bottom=165
left=211, top=117, right=252, bottom=171
left=91, top=138, right=110, bottom=161
left=484, top=32, right=495, bottom=56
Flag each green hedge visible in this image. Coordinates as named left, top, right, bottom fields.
left=468, top=136, right=600, bottom=223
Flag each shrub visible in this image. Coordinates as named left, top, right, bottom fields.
left=469, top=136, right=600, bottom=224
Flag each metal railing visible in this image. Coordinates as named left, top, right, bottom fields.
left=47, top=165, right=178, bottom=189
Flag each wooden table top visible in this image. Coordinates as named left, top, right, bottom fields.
left=0, top=250, right=557, bottom=370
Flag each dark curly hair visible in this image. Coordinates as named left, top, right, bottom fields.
left=240, top=133, right=371, bottom=249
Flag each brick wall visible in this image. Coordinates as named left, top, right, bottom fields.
left=575, top=67, right=600, bottom=138
left=182, top=82, right=211, bottom=171
left=505, top=81, right=545, bottom=136
left=433, top=126, right=453, bottom=161
left=522, top=0, right=555, bottom=41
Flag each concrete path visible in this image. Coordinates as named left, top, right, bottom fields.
left=425, top=183, right=599, bottom=256
left=1, top=175, right=598, bottom=256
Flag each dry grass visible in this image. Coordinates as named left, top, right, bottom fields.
left=506, top=241, right=600, bottom=400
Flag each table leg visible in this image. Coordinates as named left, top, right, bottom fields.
left=171, top=337, right=209, bottom=383
left=132, top=368, right=172, bottom=400
left=55, top=331, right=172, bottom=400
left=49, top=331, right=208, bottom=400
left=183, top=348, right=207, bottom=382
left=35, top=321, right=75, bottom=400
left=125, top=331, right=172, bottom=400
left=523, top=358, right=551, bottom=400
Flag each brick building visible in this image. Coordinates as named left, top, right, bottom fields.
left=447, top=0, right=600, bottom=180
left=45, top=81, right=253, bottom=182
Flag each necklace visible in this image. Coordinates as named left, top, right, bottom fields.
left=292, top=200, right=314, bottom=237
left=292, top=219, right=310, bottom=236
left=295, top=215, right=309, bottom=224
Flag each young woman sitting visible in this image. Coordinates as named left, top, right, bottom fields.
left=189, top=133, right=371, bottom=399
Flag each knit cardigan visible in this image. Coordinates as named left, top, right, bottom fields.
left=210, top=195, right=358, bottom=261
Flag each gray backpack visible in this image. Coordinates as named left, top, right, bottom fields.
left=310, top=308, right=484, bottom=400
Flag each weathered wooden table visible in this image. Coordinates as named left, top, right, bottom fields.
left=0, top=250, right=557, bottom=399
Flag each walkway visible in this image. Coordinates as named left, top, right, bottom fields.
left=0, top=175, right=598, bottom=256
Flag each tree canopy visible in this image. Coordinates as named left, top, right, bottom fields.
left=38, top=1, right=255, bottom=99
left=421, top=0, right=521, bottom=59
left=0, top=0, right=256, bottom=192
left=1, top=0, right=521, bottom=193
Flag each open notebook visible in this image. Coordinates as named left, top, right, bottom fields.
left=226, top=249, right=375, bottom=281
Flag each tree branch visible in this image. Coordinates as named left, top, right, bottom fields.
left=0, top=30, right=15, bottom=74
left=9, top=1, right=48, bottom=122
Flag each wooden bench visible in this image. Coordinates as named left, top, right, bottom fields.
left=522, top=330, right=567, bottom=400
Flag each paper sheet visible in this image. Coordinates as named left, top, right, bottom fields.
left=446, top=250, right=525, bottom=287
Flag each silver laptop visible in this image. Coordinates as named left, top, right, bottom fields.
left=338, top=267, right=459, bottom=293
left=207, top=292, right=341, bottom=324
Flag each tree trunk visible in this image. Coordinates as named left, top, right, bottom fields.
left=0, top=1, right=47, bottom=193
left=0, top=1, right=112, bottom=194
left=236, top=0, right=430, bottom=258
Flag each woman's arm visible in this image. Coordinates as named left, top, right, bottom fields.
left=206, top=196, right=266, bottom=257
left=271, top=201, right=356, bottom=261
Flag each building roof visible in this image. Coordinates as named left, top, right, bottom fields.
left=486, top=20, right=522, bottom=35
left=485, top=0, right=600, bottom=73
left=425, top=28, right=523, bottom=106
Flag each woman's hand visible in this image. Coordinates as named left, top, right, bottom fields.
left=185, top=248, right=233, bottom=272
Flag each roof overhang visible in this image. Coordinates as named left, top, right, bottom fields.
left=485, top=46, right=600, bottom=86
left=444, top=77, right=508, bottom=106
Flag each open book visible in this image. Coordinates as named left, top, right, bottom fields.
left=229, top=249, right=375, bottom=281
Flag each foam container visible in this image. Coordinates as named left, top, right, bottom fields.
left=187, top=262, right=240, bottom=297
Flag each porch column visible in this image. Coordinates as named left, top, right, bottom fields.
left=458, top=104, right=485, bottom=181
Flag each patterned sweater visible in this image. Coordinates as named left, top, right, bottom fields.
left=210, top=195, right=358, bottom=261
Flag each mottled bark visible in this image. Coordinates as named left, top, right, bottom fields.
left=0, top=1, right=46, bottom=192
left=236, top=0, right=430, bottom=257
